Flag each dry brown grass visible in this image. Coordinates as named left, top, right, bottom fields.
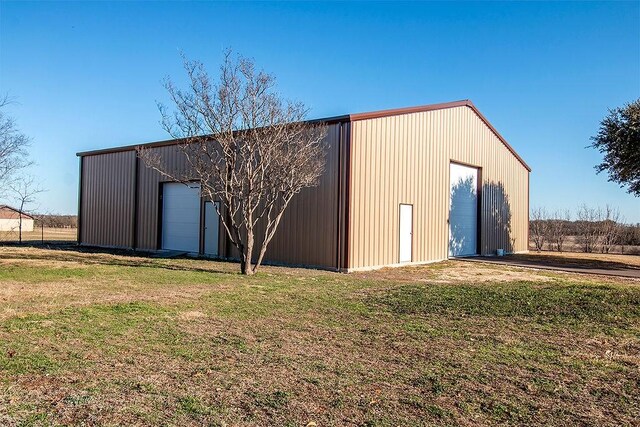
left=0, top=247, right=638, bottom=426
left=0, top=227, right=77, bottom=243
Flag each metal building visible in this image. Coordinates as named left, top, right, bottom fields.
left=77, top=100, right=530, bottom=271
left=0, top=205, right=34, bottom=232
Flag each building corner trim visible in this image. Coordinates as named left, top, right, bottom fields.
left=77, top=156, right=83, bottom=244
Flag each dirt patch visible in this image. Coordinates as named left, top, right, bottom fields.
left=0, top=227, right=77, bottom=243
left=178, top=311, right=208, bottom=321
left=354, top=260, right=555, bottom=284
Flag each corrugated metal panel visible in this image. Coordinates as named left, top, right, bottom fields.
left=80, top=151, right=136, bottom=248
left=136, top=144, right=192, bottom=250
left=253, top=123, right=342, bottom=268
left=80, top=123, right=344, bottom=269
left=348, top=106, right=529, bottom=269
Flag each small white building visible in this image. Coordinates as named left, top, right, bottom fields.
left=0, top=205, right=34, bottom=232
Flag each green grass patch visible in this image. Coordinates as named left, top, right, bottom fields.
left=0, top=262, right=230, bottom=286
left=246, top=389, right=291, bottom=411
left=203, top=274, right=372, bottom=320
left=0, top=264, right=94, bottom=282
left=371, top=281, right=640, bottom=327
left=0, top=302, right=175, bottom=374
left=178, top=395, right=214, bottom=416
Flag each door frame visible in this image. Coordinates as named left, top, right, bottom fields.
left=399, top=203, right=413, bottom=263
left=203, top=200, right=221, bottom=257
left=158, top=180, right=202, bottom=252
left=448, top=160, right=482, bottom=257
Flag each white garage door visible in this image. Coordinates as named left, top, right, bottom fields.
left=449, top=163, right=478, bottom=257
left=162, top=182, right=201, bottom=253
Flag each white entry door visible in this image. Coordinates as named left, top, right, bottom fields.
left=449, top=163, right=478, bottom=257
left=204, top=201, right=220, bottom=256
left=399, top=204, right=413, bottom=263
left=161, top=182, right=201, bottom=253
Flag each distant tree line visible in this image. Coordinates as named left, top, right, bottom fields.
left=33, top=214, right=77, bottom=229
left=530, top=205, right=640, bottom=254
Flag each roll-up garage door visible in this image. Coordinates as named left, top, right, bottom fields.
left=449, top=163, right=478, bottom=257
left=162, top=182, right=201, bottom=253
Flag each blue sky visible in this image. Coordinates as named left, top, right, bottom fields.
left=0, top=1, right=638, bottom=221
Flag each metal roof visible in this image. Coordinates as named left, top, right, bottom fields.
left=76, top=100, right=531, bottom=172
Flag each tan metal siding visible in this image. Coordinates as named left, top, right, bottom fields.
left=348, top=106, right=529, bottom=269
left=80, top=151, right=136, bottom=248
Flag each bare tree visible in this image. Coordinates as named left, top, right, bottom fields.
left=529, top=207, right=548, bottom=251
left=576, top=204, right=602, bottom=253
left=139, top=51, right=328, bottom=275
left=547, top=209, right=571, bottom=252
left=619, top=223, right=640, bottom=254
left=0, top=96, right=31, bottom=197
left=9, top=175, right=45, bottom=243
left=599, top=205, right=622, bottom=253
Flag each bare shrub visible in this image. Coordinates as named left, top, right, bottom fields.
left=576, top=205, right=603, bottom=253
left=547, top=209, right=571, bottom=252
left=8, top=175, right=45, bottom=243
left=529, top=207, right=548, bottom=252
left=599, top=205, right=623, bottom=253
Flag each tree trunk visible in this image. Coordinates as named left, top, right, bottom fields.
left=241, top=230, right=254, bottom=275
left=252, top=199, right=292, bottom=274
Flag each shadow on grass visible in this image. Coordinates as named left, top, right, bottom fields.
left=506, top=253, right=640, bottom=272
left=0, top=242, right=240, bottom=275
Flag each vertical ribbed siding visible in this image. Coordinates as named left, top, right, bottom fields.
left=80, top=151, right=136, bottom=248
left=229, top=123, right=343, bottom=268
left=80, top=122, right=344, bottom=269
left=348, top=106, right=529, bottom=269
left=136, top=145, right=192, bottom=250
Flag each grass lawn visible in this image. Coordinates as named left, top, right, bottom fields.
left=0, top=247, right=638, bottom=426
